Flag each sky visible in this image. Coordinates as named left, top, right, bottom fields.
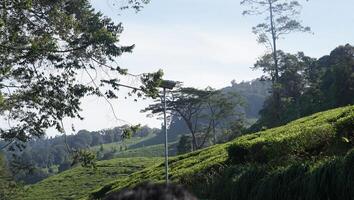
left=49, top=0, right=354, bottom=135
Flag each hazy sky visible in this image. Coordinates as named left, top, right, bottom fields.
left=50, top=0, right=354, bottom=135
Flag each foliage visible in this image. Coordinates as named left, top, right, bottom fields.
left=219, top=119, right=247, bottom=143
left=205, top=88, right=245, bottom=144
left=241, top=0, right=310, bottom=80
left=71, top=149, right=97, bottom=169
left=241, top=0, right=311, bottom=124
left=0, top=153, right=24, bottom=199
left=252, top=50, right=315, bottom=128
left=177, top=135, right=193, bottom=155
left=228, top=106, right=354, bottom=164
left=3, top=125, right=159, bottom=184
left=18, top=157, right=161, bottom=200
left=253, top=44, right=354, bottom=130
left=122, top=124, right=142, bottom=140
left=210, top=149, right=354, bottom=200
left=241, top=0, right=311, bottom=50
left=0, top=0, right=162, bottom=149
left=89, top=105, right=354, bottom=200
left=116, top=0, right=151, bottom=12
left=143, top=87, right=245, bottom=150
left=143, top=87, right=212, bottom=150
left=316, top=44, right=354, bottom=109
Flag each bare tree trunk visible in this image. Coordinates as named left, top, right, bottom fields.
left=191, top=130, right=198, bottom=151
left=269, top=0, right=279, bottom=82
left=268, top=0, right=281, bottom=121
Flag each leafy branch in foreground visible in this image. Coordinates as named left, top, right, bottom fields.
left=0, top=0, right=161, bottom=150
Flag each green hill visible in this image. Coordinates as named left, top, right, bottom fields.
left=19, top=157, right=162, bottom=200
left=90, top=134, right=156, bottom=153
left=90, top=105, right=354, bottom=200
left=111, top=143, right=177, bottom=158
left=90, top=134, right=178, bottom=160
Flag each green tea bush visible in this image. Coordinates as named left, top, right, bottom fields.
left=227, top=107, right=354, bottom=165
left=209, top=149, right=354, bottom=200
left=84, top=106, right=354, bottom=200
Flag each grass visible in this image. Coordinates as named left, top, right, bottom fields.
left=89, top=105, right=354, bottom=200
left=18, top=157, right=162, bottom=200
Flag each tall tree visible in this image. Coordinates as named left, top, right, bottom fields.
left=143, top=87, right=213, bottom=150
left=204, top=88, right=245, bottom=144
left=319, top=44, right=354, bottom=108
left=177, top=135, right=192, bottom=155
left=0, top=0, right=161, bottom=149
left=298, top=44, right=354, bottom=115
left=0, top=153, right=23, bottom=199
left=143, top=87, right=244, bottom=150
left=241, top=0, right=311, bottom=121
left=253, top=50, right=314, bottom=128
left=251, top=44, right=354, bottom=130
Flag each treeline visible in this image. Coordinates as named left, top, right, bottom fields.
left=3, top=125, right=159, bottom=184
left=142, top=79, right=270, bottom=154
left=144, top=87, right=248, bottom=151
left=252, top=44, right=354, bottom=131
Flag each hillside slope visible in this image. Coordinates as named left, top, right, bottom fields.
left=111, top=143, right=177, bottom=158
left=90, top=105, right=354, bottom=200
left=20, top=157, right=162, bottom=200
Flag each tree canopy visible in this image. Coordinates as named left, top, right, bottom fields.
left=252, top=44, right=354, bottom=130
left=0, top=0, right=161, bottom=149
left=143, top=87, right=245, bottom=150
left=241, top=0, right=311, bottom=123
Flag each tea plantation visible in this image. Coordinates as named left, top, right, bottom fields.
left=90, top=105, right=354, bottom=200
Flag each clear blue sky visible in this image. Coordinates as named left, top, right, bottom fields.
left=50, top=0, right=354, bottom=135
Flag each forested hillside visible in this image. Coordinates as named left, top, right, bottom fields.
left=1, top=78, right=269, bottom=186
left=2, top=125, right=160, bottom=184
left=252, top=44, right=354, bottom=131
left=90, top=105, right=354, bottom=200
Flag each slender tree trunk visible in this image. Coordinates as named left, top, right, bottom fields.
left=268, top=0, right=281, bottom=121
left=269, top=0, right=279, bottom=82
left=175, top=108, right=198, bottom=151
left=191, top=130, right=198, bottom=151
left=186, top=123, right=198, bottom=151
